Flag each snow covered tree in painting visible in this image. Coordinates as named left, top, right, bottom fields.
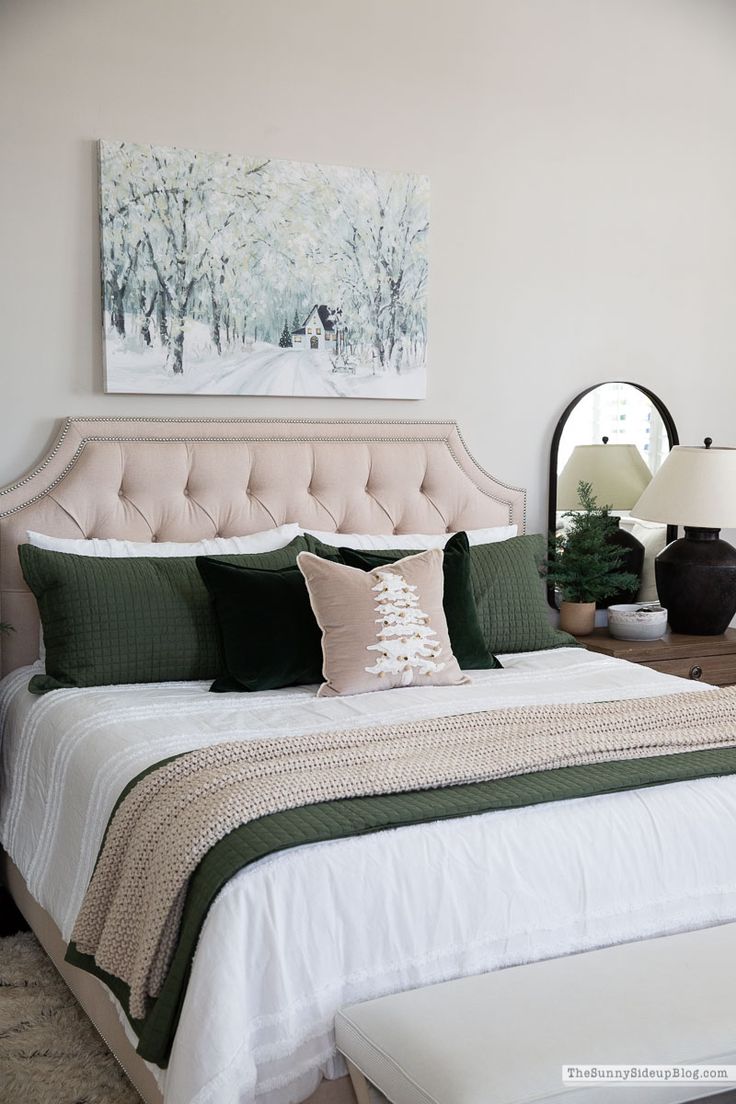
left=99, top=140, right=429, bottom=397
left=365, top=571, right=445, bottom=686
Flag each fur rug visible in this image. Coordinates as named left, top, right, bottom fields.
left=0, top=931, right=139, bottom=1103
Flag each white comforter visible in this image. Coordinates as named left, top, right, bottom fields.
left=3, top=648, right=736, bottom=1104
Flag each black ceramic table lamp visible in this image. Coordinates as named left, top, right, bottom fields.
left=632, top=439, right=736, bottom=635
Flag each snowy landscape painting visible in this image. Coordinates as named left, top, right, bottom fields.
left=99, top=140, right=429, bottom=397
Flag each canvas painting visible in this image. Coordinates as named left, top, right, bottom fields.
left=99, top=140, right=429, bottom=397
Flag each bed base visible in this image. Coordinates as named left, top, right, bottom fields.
left=2, top=852, right=356, bottom=1104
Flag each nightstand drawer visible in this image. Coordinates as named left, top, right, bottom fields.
left=646, top=654, right=736, bottom=686
left=578, top=628, right=736, bottom=684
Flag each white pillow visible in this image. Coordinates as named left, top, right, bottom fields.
left=26, top=523, right=300, bottom=558
left=303, top=525, right=517, bottom=550
left=618, top=516, right=668, bottom=604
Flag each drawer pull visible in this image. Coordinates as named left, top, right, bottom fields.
left=689, top=665, right=703, bottom=681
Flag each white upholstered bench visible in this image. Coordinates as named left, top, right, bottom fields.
left=335, top=923, right=736, bottom=1104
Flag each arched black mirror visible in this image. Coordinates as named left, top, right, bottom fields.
left=548, top=381, right=678, bottom=607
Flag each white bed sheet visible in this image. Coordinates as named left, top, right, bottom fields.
left=3, top=648, right=736, bottom=1104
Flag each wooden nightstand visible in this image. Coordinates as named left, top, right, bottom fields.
left=577, top=627, right=736, bottom=686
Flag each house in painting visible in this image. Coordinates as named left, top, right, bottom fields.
left=291, top=305, right=336, bottom=351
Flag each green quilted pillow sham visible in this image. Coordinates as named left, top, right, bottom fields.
left=305, top=531, right=576, bottom=655
left=18, top=537, right=311, bottom=694
left=468, top=534, right=578, bottom=654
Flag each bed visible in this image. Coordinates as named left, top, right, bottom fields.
left=2, top=416, right=736, bottom=1104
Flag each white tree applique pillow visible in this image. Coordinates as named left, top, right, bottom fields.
left=366, top=569, right=446, bottom=684
left=297, top=549, right=469, bottom=697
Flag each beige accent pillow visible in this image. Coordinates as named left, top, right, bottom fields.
left=297, top=549, right=470, bottom=698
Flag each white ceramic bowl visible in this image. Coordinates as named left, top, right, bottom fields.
left=607, top=604, right=668, bottom=641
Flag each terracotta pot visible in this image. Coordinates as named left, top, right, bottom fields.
left=559, top=600, right=596, bottom=636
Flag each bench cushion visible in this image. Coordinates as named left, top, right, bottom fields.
left=336, top=924, right=736, bottom=1104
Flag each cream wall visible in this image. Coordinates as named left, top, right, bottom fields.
left=2, top=0, right=735, bottom=533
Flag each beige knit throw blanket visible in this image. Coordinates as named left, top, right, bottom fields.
left=72, top=686, right=736, bottom=1018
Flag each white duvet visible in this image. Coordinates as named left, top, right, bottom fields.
left=3, top=648, right=736, bottom=1104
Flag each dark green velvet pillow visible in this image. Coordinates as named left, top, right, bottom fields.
left=196, top=558, right=323, bottom=691
left=468, top=534, right=579, bottom=654
left=18, top=537, right=312, bottom=694
left=338, top=532, right=501, bottom=671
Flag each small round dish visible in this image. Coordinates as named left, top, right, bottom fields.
left=607, top=603, right=668, bottom=641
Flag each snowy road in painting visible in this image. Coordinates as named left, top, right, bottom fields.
left=106, top=338, right=426, bottom=398
left=200, top=348, right=344, bottom=396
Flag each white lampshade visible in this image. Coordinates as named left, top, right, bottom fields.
left=632, top=444, right=736, bottom=528
left=557, top=443, right=652, bottom=510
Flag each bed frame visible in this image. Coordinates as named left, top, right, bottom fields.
left=0, top=416, right=525, bottom=1104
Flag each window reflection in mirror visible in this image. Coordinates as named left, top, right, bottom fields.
left=558, top=383, right=670, bottom=474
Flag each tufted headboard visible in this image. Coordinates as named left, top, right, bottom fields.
left=0, top=417, right=526, bottom=675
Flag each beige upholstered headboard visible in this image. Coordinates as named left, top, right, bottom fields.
left=0, top=417, right=526, bottom=675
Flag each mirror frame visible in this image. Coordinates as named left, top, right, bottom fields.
left=548, top=380, right=679, bottom=607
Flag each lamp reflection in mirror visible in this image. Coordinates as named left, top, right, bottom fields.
left=632, top=439, right=736, bottom=635
left=558, top=439, right=651, bottom=607
left=557, top=441, right=652, bottom=510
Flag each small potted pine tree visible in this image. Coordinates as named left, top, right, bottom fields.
left=547, top=481, right=640, bottom=635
